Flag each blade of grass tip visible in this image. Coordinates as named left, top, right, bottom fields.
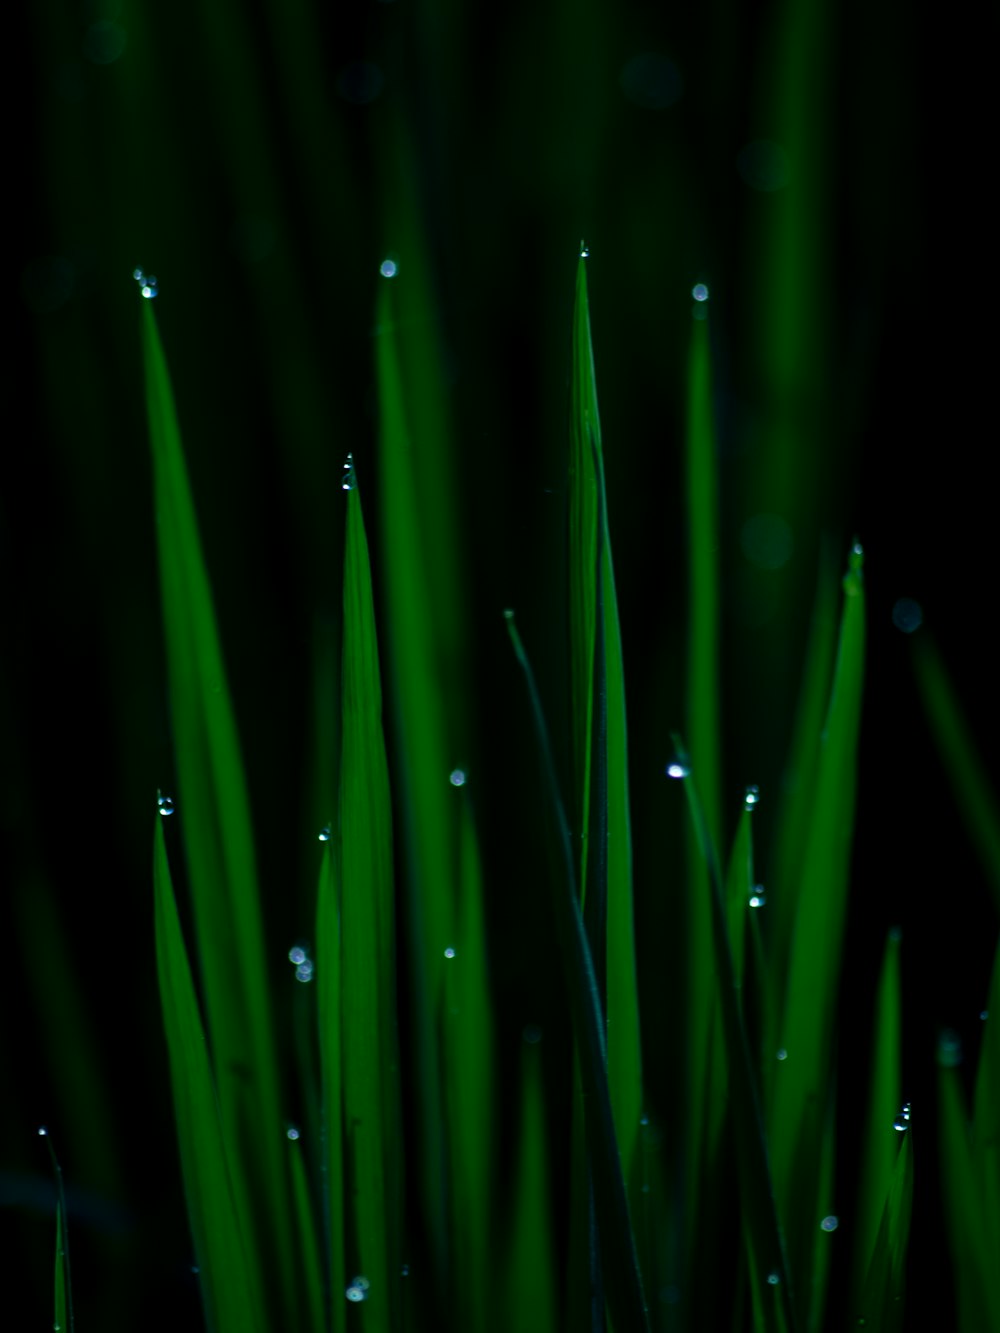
left=858, top=1122, right=913, bottom=1333
left=440, top=786, right=496, bottom=1333
left=505, top=609, right=650, bottom=1333
left=769, top=541, right=865, bottom=1313
left=668, top=734, right=798, bottom=1333
left=852, top=928, right=902, bottom=1309
left=911, top=630, right=1000, bottom=918
left=340, top=472, right=399, bottom=1332
left=504, top=1033, right=558, bottom=1333
left=571, top=253, right=645, bottom=1238
left=39, top=1130, right=73, bottom=1333
left=141, top=295, right=298, bottom=1322
left=316, top=843, right=346, bottom=1333
left=153, top=816, right=267, bottom=1333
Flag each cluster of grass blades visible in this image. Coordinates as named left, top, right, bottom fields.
left=61, top=255, right=993, bottom=1333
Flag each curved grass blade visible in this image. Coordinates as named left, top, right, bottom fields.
left=340, top=475, right=399, bottom=1333
left=288, top=1131, right=326, bottom=1333
left=505, top=610, right=649, bottom=1333
left=153, top=816, right=266, bottom=1333
left=853, top=928, right=902, bottom=1308
left=669, top=735, right=798, bottom=1333
left=40, top=1130, right=73, bottom=1333
left=141, top=297, right=297, bottom=1322
left=770, top=543, right=865, bottom=1312
left=912, top=632, right=1000, bottom=917
left=316, top=842, right=346, bottom=1333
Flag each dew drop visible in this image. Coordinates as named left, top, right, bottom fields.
left=286, top=1125, right=300, bottom=1141
left=318, top=824, right=332, bottom=842
left=749, top=886, right=766, bottom=908
left=379, top=257, right=398, bottom=278
left=665, top=760, right=690, bottom=779
left=38, top=1126, right=48, bottom=1136
left=692, top=283, right=709, bottom=302
left=892, top=1101, right=911, bottom=1132
left=891, top=597, right=923, bottom=634
left=981, top=1010, right=989, bottom=1021
left=449, top=769, right=466, bottom=787
left=342, top=453, right=356, bottom=491
left=157, top=790, right=176, bottom=817
left=296, top=961, right=315, bottom=983
left=776, top=1048, right=788, bottom=1061
left=401, top=1264, right=410, bottom=1277
left=346, top=1276, right=370, bottom=1302
left=133, top=267, right=159, bottom=299
left=767, top=1271, right=780, bottom=1286
left=580, top=239, right=590, bottom=258
left=289, top=947, right=307, bottom=965
left=820, top=1215, right=839, bottom=1232
left=744, top=784, right=760, bottom=811
left=443, top=946, right=456, bottom=959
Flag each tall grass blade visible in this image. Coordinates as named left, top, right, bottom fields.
left=504, top=1037, right=558, bottom=1333
left=153, top=816, right=266, bottom=1333
left=912, top=632, right=1000, bottom=917
left=316, top=844, right=346, bottom=1333
left=505, top=610, right=649, bottom=1333
left=858, top=1128, right=913, bottom=1333
left=670, top=736, right=798, bottom=1333
left=770, top=543, right=865, bottom=1315
left=288, top=1132, right=327, bottom=1333
left=853, top=928, right=902, bottom=1307
left=440, top=788, right=496, bottom=1333
left=569, top=254, right=644, bottom=1218
left=41, top=1131, right=73, bottom=1333
left=972, top=934, right=1000, bottom=1279
left=141, top=297, right=297, bottom=1322
left=339, top=476, right=399, bottom=1333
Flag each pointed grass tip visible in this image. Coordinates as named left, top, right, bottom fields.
left=132, top=267, right=158, bottom=299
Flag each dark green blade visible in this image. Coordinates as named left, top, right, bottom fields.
left=669, top=736, right=798, bottom=1333
left=858, top=1127, right=913, bottom=1333
left=853, top=929, right=902, bottom=1308
left=141, top=297, right=296, bottom=1322
left=316, top=843, right=346, bottom=1333
left=504, top=1037, right=558, bottom=1333
left=153, top=816, right=266, bottom=1333
left=770, top=543, right=865, bottom=1313
left=340, top=475, right=399, bottom=1332
left=912, top=632, right=1000, bottom=916
left=506, top=611, right=650, bottom=1333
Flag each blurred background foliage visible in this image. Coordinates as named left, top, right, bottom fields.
left=5, top=0, right=997, bottom=1328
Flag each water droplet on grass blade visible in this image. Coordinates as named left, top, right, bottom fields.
left=892, top=597, right=923, bottom=633
left=767, top=1272, right=780, bottom=1285
left=665, top=760, right=689, bottom=779
left=401, top=1264, right=410, bottom=1277
left=744, top=784, right=760, bottom=810
left=776, top=1048, right=788, bottom=1061
left=346, top=1276, right=370, bottom=1302
left=444, top=946, right=456, bottom=959
left=749, top=888, right=766, bottom=908
left=692, top=283, right=709, bottom=301
left=289, top=947, right=307, bottom=965
left=133, top=267, right=158, bottom=299
left=449, top=769, right=466, bottom=786
left=157, top=790, right=175, bottom=816
left=579, top=239, right=590, bottom=257
left=892, top=1101, right=911, bottom=1132
left=318, top=824, right=332, bottom=842
left=820, top=1215, right=839, bottom=1232
left=38, top=1126, right=48, bottom=1136
left=287, top=1125, right=300, bottom=1140
left=342, top=453, right=356, bottom=491
left=380, top=257, right=398, bottom=278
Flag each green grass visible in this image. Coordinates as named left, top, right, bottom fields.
left=16, top=7, right=997, bottom=1332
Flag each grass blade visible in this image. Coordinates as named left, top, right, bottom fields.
left=504, top=1036, right=558, bottom=1333
left=505, top=610, right=650, bottom=1333
left=858, top=1127, right=913, bottom=1333
left=141, top=297, right=296, bottom=1323
left=912, top=631, right=1000, bottom=916
left=340, top=474, right=399, bottom=1332
left=153, top=816, right=266, bottom=1333
left=853, top=928, right=902, bottom=1307
left=316, top=843, right=346, bottom=1333
left=40, top=1130, right=73, bottom=1333
left=770, top=542, right=865, bottom=1315
left=669, top=737, right=798, bottom=1333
